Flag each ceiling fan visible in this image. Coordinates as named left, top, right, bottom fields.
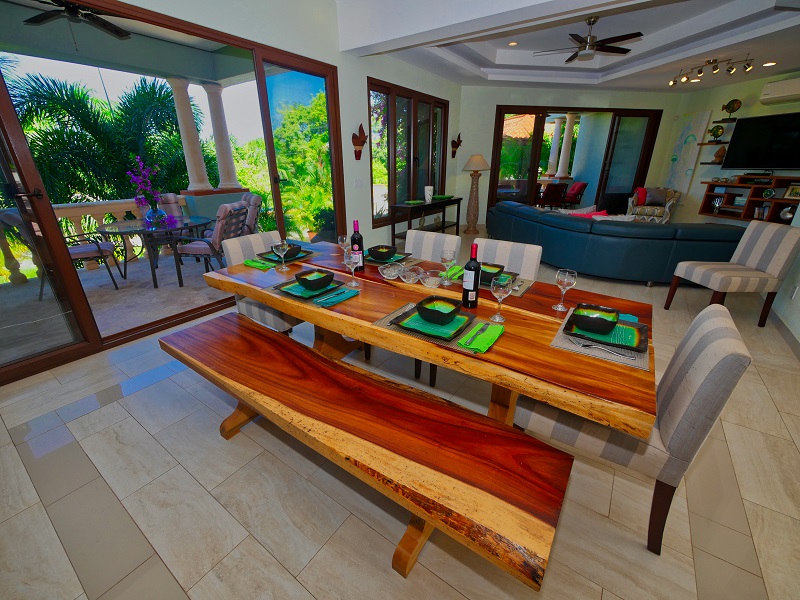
left=23, top=0, right=131, bottom=40
left=532, top=16, right=642, bottom=64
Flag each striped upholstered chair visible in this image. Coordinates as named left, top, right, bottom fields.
left=664, top=220, right=800, bottom=327
left=221, top=232, right=302, bottom=333
left=475, top=237, right=542, bottom=282
left=514, top=304, right=750, bottom=554
left=404, top=230, right=462, bottom=386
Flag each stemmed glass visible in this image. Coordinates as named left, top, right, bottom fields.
left=337, top=235, right=350, bottom=255
left=440, top=249, right=456, bottom=287
left=343, top=249, right=360, bottom=288
left=553, top=269, right=577, bottom=311
left=490, top=276, right=512, bottom=322
left=272, top=239, right=289, bottom=272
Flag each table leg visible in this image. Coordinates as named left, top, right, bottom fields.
left=488, top=385, right=519, bottom=425
left=392, top=515, right=435, bottom=578
left=219, top=401, right=259, bottom=439
left=170, top=237, right=184, bottom=287
left=144, top=236, right=159, bottom=288
left=312, top=325, right=364, bottom=359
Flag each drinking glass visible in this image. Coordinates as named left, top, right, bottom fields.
left=490, top=276, right=512, bottom=322
left=553, top=268, right=577, bottom=311
left=337, top=235, right=350, bottom=254
left=343, top=249, right=360, bottom=288
left=440, top=249, right=456, bottom=287
left=272, top=239, right=289, bottom=272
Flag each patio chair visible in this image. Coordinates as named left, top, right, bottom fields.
left=175, top=200, right=249, bottom=271
left=64, top=232, right=123, bottom=290
left=539, top=182, right=568, bottom=208
left=664, top=220, right=800, bottom=327
left=563, top=181, right=588, bottom=208
left=242, top=192, right=262, bottom=234
left=221, top=231, right=302, bottom=333
left=514, top=304, right=751, bottom=554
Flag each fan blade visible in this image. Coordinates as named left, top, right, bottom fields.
left=595, top=32, right=642, bottom=46
left=82, top=13, right=131, bottom=40
left=565, top=51, right=580, bottom=64
left=24, top=10, right=65, bottom=25
left=530, top=46, right=581, bottom=56
left=569, top=33, right=586, bottom=45
left=595, top=45, right=630, bottom=55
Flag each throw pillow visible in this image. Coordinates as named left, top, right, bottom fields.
left=574, top=210, right=608, bottom=219
left=634, top=187, right=647, bottom=206
left=645, top=188, right=668, bottom=206
left=559, top=204, right=597, bottom=214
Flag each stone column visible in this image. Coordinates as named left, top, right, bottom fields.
left=166, top=78, right=212, bottom=191
left=202, top=83, right=241, bottom=189
left=555, top=113, right=578, bottom=179
left=546, top=117, right=565, bottom=177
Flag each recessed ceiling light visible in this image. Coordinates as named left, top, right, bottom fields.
left=508, top=42, right=518, bottom=47
left=763, top=61, right=777, bottom=67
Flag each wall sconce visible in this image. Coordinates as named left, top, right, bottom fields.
left=352, top=124, right=367, bottom=160
left=451, top=133, right=462, bottom=158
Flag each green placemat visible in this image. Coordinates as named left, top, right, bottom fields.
left=572, top=323, right=642, bottom=347
left=395, top=312, right=471, bottom=339
left=276, top=281, right=341, bottom=299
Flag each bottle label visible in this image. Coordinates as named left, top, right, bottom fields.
left=463, top=270, right=475, bottom=288
left=353, top=250, right=363, bottom=266
left=468, top=291, right=477, bottom=301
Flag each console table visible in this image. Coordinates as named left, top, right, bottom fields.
left=389, top=197, right=462, bottom=244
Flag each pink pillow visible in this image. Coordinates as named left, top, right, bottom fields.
left=574, top=210, right=608, bottom=218
left=634, top=187, right=647, bottom=206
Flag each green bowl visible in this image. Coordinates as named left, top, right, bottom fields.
left=571, top=303, right=619, bottom=334
left=368, top=245, right=397, bottom=261
left=295, top=269, right=334, bottom=291
left=416, top=295, right=462, bottom=325
left=479, top=263, right=505, bottom=285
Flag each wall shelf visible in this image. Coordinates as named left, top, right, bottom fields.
left=699, top=175, right=800, bottom=223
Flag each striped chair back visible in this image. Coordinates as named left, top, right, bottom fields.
left=222, top=231, right=282, bottom=265
left=730, top=220, right=800, bottom=280
left=159, top=193, right=184, bottom=217
left=657, top=304, right=751, bottom=466
left=405, top=230, right=462, bottom=262
left=242, top=192, right=262, bottom=234
left=474, top=238, right=542, bottom=281
left=209, top=201, right=249, bottom=251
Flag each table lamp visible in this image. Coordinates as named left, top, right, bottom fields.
left=462, top=154, right=491, bottom=234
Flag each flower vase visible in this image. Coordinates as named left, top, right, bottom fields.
left=144, top=207, right=168, bottom=229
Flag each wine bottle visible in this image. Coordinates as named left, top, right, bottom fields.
left=350, top=220, right=364, bottom=271
left=462, top=243, right=480, bottom=308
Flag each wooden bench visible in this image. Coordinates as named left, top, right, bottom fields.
left=159, top=313, right=573, bottom=591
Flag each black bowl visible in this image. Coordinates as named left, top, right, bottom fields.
left=368, top=245, right=397, bottom=261
left=571, top=303, right=619, bottom=334
left=416, top=295, right=462, bottom=325
left=282, top=243, right=302, bottom=259
left=479, top=263, right=505, bottom=285
left=295, top=269, right=334, bottom=291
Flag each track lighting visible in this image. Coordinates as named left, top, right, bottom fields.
left=727, top=65, right=736, bottom=74
left=668, top=78, right=677, bottom=86
left=712, top=63, right=720, bottom=74
left=697, top=67, right=704, bottom=77
left=667, top=54, right=765, bottom=86
left=744, top=62, right=753, bottom=72
left=680, top=74, right=689, bottom=83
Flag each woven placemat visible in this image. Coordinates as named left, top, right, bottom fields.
left=374, top=303, right=490, bottom=355
left=550, top=309, right=649, bottom=371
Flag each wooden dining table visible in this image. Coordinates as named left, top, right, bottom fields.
left=203, top=242, right=657, bottom=439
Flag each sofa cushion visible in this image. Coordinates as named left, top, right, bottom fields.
left=634, top=187, right=647, bottom=206
left=673, top=223, right=745, bottom=242
left=645, top=188, right=668, bottom=206
left=539, top=211, right=594, bottom=233
left=574, top=210, right=608, bottom=218
left=591, top=220, right=677, bottom=239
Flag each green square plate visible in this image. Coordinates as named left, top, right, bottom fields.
left=390, top=307, right=475, bottom=341
left=564, top=318, right=649, bottom=353
left=258, top=248, right=313, bottom=263
left=364, top=252, right=411, bottom=264
left=274, top=279, right=344, bottom=299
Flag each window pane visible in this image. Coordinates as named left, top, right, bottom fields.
left=396, top=96, right=412, bottom=203
left=369, top=90, right=389, bottom=219
left=415, top=101, right=431, bottom=198
left=606, top=116, right=648, bottom=194
left=432, top=106, right=443, bottom=194
left=498, top=113, right=537, bottom=202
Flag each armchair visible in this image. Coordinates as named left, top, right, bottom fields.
left=175, top=201, right=249, bottom=271
left=626, top=188, right=680, bottom=223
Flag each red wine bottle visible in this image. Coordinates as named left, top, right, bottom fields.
left=462, top=243, right=480, bottom=308
left=351, top=220, right=364, bottom=271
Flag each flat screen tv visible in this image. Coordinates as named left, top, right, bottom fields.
left=722, top=112, right=800, bottom=171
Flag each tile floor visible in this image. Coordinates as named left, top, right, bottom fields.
left=2, top=231, right=799, bottom=599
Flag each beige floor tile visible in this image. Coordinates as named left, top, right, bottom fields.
left=307, top=460, right=410, bottom=544
left=155, top=407, right=262, bottom=491
left=168, top=368, right=204, bottom=390
left=743, top=500, right=800, bottom=600
left=213, top=451, right=349, bottom=576
left=564, top=456, right=614, bottom=517
left=684, top=437, right=750, bottom=535
left=783, top=412, right=800, bottom=447
left=708, top=418, right=725, bottom=441
left=46, top=477, right=154, bottom=600
left=119, top=379, right=202, bottom=435
left=693, top=548, right=768, bottom=600
left=50, top=354, right=120, bottom=386
left=184, top=379, right=238, bottom=418
left=602, top=591, right=623, bottom=600
left=297, top=515, right=464, bottom=600
left=0, top=443, right=39, bottom=523
left=450, top=376, right=493, bottom=415
left=720, top=380, right=792, bottom=439
left=122, top=466, right=248, bottom=590
left=688, top=512, right=761, bottom=577
left=114, top=347, right=176, bottom=378
left=757, top=364, right=800, bottom=416
left=241, top=417, right=327, bottom=479
left=66, top=402, right=131, bottom=442
left=0, top=417, right=10, bottom=447
left=0, top=503, right=83, bottom=600
left=188, top=536, right=314, bottom=600
left=724, top=422, right=800, bottom=520
left=17, top=425, right=100, bottom=506
left=80, top=417, right=177, bottom=499
left=98, top=555, right=187, bottom=600
left=8, top=410, right=63, bottom=445
left=0, top=370, right=59, bottom=411
left=551, top=500, right=696, bottom=600
left=609, top=471, right=692, bottom=557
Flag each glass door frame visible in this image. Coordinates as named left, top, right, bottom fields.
left=597, top=110, right=661, bottom=201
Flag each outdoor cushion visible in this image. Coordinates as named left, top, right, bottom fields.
left=68, top=241, right=116, bottom=259
left=645, top=188, right=668, bottom=206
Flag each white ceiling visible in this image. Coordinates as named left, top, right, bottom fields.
left=336, top=0, right=800, bottom=90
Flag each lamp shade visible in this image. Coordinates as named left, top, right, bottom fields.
left=462, top=154, right=491, bottom=172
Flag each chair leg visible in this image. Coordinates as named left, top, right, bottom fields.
left=759, top=291, right=777, bottom=327
left=709, top=290, right=727, bottom=305
left=414, top=359, right=422, bottom=379
left=647, top=480, right=677, bottom=554
left=664, top=275, right=681, bottom=309
left=429, top=364, right=438, bottom=387
left=364, top=343, right=371, bottom=360
left=102, top=258, right=119, bottom=290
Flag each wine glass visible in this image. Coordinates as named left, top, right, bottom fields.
left=490, top=276, right=512, bottom=322
left=343, top=249, right=360, bottom=288
left=440, top=249, right=456, bottom=287
left=272, top=239, right=289, bottom=272
left=553, top=269, right=577, bottom=312
left=337, top=235, right=350, bottom=255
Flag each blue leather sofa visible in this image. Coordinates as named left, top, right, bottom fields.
left=486, top=201, right=745, bottom=284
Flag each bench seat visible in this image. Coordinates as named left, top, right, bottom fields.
left=159, top=313, right=573, bottom=591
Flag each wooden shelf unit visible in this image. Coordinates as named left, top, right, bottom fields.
left=699, top=175, right=800, bottom=223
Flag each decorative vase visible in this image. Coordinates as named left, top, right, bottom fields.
left=144, top=207, right=168, bottom=229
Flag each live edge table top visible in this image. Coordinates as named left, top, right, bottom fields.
left=203, top=242, right=656, bottom=439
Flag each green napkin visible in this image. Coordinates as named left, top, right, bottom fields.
left=457, top=323, right=504, bottom=353
left=432, top=195, right=454, bottom=200
left=445, top=265, right=464, bottom=279
left=243, top=258, right=276, bottom=270
left=619, top=313, right=638, bottom=322
left=313, top=288, right=360, bottom=307
left=281, top=282, right=339, bottom=298
left=405, top=200, right=425, bottom=205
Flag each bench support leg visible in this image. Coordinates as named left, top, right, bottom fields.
left=392, top=515, right=435, bottom=578
left=220, top=402, right=259, bottom=440
left=488, top=386, right=519, bottom=425
left=313, top=325, right=363, bottom=359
